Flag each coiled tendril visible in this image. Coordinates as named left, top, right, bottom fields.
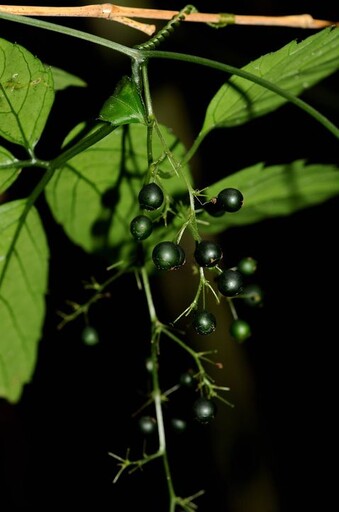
left=135, top=5, right=197, bottom=51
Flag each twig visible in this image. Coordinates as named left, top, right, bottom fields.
left=0, top=3, right=338, bottom=35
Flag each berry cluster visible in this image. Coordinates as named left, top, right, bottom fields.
left=127, top=181, right=262, bottom=426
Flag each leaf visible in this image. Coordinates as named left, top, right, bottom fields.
left=49, top=65, right=87, bottom=91
left=0, top=199, right=49, bottom=403
left=0, top=146, right=21, bottom=193
left=45, top=123, right=190, bottom=262
left=201, top=27, right=339, bottom=134
left=99, top=76, right=146, bottom=126
left=0, top=38, right=54, bottom=149
left=198, top=160, right=339, bottom=234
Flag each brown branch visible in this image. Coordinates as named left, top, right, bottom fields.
left=0, top=3, right=338, bottom=35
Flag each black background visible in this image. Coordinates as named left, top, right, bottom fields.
left=1, top=1, right=338, bottom=510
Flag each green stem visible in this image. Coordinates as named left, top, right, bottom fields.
left=140, top=266, right=176, bottom=509
left=145, top=49, right=339, bottom=146
left=0, top=12, right=141, bottom=60
left=50, top=122, right=116, bottom=170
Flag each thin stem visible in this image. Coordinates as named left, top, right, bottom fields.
left=145, top=50, right=339, bottom=148
left=0, top=5, right=337, bottom=28
left=0, top=12, right=142, bottom=60
left=50, top=122, right=116, bottom=170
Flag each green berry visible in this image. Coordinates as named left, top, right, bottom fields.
left=192, top=310, right=216, bottom=335
left=217, top=188, right=244, bottom=212
left=138, top=416, right=157, bottom=435
left=81, top=326, right=99, bottom=346
left=152, top=241, right=186, bottom=271
left=179, top=370, right=195, bottom=388
left=193, top=397, right=217, bottom=424
left=229, top=319, right=251, bottom=342
left=237, top=256, right=257, bottom=275
left=170, top=418, right=187, bottom=433
left=194, top=240, right=223, bottom=268
left=204, top=199, right=225, bottom=217
left=217, top=269, right=244, bottom=297
left=130, top=215, right=153, bottom=240
left=138, top=183, right=164, bottom=211
left=242, top=284, right=264, bottom=307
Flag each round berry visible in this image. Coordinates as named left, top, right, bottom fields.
left=138, top=183, right=164, bottom=211
left=192, top=310, right=216, bottom=335
left=194, top=240, right=223, bottom=268
left=229, top=319, right=251, bottom=343
left=204, top=199, right=225, bottom=217
left=170, top=418, right=187, bottom=433
left=241, top=284, right=264, bottom=307
left=237, top=256, right=257, bottom=275
left=193, top=397, right=217, bottom=424
left=217, top=268, right=244, bottom=297
left=130, top=215, right=153, bottom=240
left=81, top=326, right=99, bottom=346
left=138, top=416, right=157, bottom=436
left=152, top=241, right=185, bottom=271
left=179, top=370, right=195, bottom=388
left=217, top=188, right=244, bottom=213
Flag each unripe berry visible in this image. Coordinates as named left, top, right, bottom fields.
left=194, top=240, right=223, bottom=268
left=138, top=416, right=157, bottom=435
left=192, top=397, right=217, bottom=424
left=152, top=241, right=186, bottom=271
left=229, top=318, right=251, bottom=342
left=237, top=256, right=257, bottom=275
left=192, top=310, right=216, bottom=335
left=217, top=187, right=244, bottom=212
left=130, top=214, right=153, bottom=240
left=217, top=268, right=244, bottom=297
left=138, top=183, right=164, bottom=211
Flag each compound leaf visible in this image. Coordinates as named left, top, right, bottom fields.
left=0, top=38, right=54, bottom=150
left=201, top=27, right=339, bottom=135
left=0, top=199, right=49, bottom=403
left=199, top=160, right=339, bottom=233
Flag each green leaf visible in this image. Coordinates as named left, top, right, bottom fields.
left=201, top=27, right=339, bottom=134
left=99, top=76, right=146, bottom=126
left=0, top=199, right=49, bottom=403
left=49, top=65, right=87, bottom=91
left=45, top=123, right=190, bottom=262
left=199, top=160, right=339, bottom=234
left=0, top=146, right=21, bottom=193
left=0, top=38, right=54, bottom=149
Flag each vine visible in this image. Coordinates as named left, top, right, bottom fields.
left=0, top=3, right=338, bottom=510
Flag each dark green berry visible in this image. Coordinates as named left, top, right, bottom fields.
left=217, top=188, right=244, bottom=213
left=152, top=241, right=186, bottom=271
left=237, top=256, right=257, bottom=275
left=192, top=310, right=216, bottom=335
left=81, top=326, right=99, bottom=346
left=217, top=268, right=244, bottom=297
left=193, top=397, right=217, bottom=424
left=204, top=199, right=225, bottom=217
left=194, top=240, right=223, bottom=268
left=241, top=284, right=264, bottom=307
left=138, top=183, right=164, bottom=211
left=229, top=319, right=251, bottom=342
left=138, top=416, right=157, bottom=435
left=179, top=370, right=195, bottom=388
left=170, top=418, right=187, bottom=433
left=130, top=215, right=153, bottom=240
